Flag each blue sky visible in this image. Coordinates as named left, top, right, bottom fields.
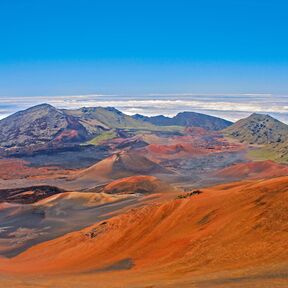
left=0, top=0, right=287, bottom=96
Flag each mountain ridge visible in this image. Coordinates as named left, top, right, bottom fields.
left=0, top=104, right=234, bottom=148
left=0, top=104, right=154, bottom=148
left=223, top=113, right=288, bottom=144
left=133, top=111, right=233, bottom=131
left=0, top=103, right=91, bottom=147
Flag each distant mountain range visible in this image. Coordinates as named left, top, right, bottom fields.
left=1, top=104, right=288, bottom=166
left=0, top=104, right=232, bottom=148
left=132, top=111, right=232, bottom=131
left=0, top=104, right=154, bottom=148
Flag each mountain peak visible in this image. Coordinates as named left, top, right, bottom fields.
left=104, top=106, right=123, bottom=114
left=35, top=103, right=54, bottom=108
left=249, top=113, right=274, bottom=119
left=224, top=113, right=288, bottom=144
left=0, top=103, right=87, bottom=148
left=132, top=111, right=232, bottom=131
left=78, top=106, right=123, bottom=115
left=26, top=103, right=56, bottom=111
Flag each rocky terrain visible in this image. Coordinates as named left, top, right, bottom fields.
left=224, top=113, right=288, bottom=164
left=0, top=185, right=65, bottom=204
left=133, top=111, right=233, bottom=130
left=1, top=176, right=287, bottom=287
left=224, top=113, right=288, bottom=144
left=0, top=104, right=160, bottom=149
left=0, top=105, right=288, bottom=287
left=0, top=104, right=93, bottom=147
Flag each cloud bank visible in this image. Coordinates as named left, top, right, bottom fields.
left=0, top=93, right=287, bottom=123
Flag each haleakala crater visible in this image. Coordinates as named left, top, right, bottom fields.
left=1, top=1, right=288, bottom=286
left=0, top=103, right=287, bottom=287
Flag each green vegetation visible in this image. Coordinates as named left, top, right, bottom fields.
left=247, top=145, right=288, bottom=164
left=67, top=106, right=157, bottom=130
left=87, top=130, right=118, bottom=145
left=129, top=125, right=184, bottom=134
left=67, top=106, right=185, bottom=135
left=247, top=147, right=277, bottom=161
left=85, top=125, right=185, bottom=146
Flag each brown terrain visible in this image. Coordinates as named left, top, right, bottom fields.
left=0, top=176, right=287, bottom=287
left=0, top=105, right=288, bottom=287
left=0, top=158, right=70, bottom=180
left=140, top=129, right=244, bottom=163
left=213, top=160, right=288, bottom=181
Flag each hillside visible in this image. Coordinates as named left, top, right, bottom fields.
left=213, top=160, right=288, bottom=180
left=0, top=104, right=235, bottom=149
left=64, top=106, right=156, bottom=130
left=224, top=113, right=288, bottom=144
left=133, top=111, right=232, bottom=131
left=270, top=140, right=288, bottom=162
left=0, top=185, right=65, bottom=204
left=0, top=104, right=95, bottom=147
left=1, top=176, right=287, bottom=288
left=0, top=104, right=163, bottom=148
left=248, top=140, right=288, bottom=164
left=73, top=151, right=172, bottom=185
left=101, top=175, right=174, bottom=194
left=0, top=189, right=137, bottom=258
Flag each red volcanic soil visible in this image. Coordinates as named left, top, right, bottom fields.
left=147, top=143, right=188, bottom=154
left=0, top=158, right=68, bottom=180
left=1, top=176, right=287, bottom=287
left=73, top=151, right=171, bottom=185
left=142, top=133, right=245, bottom=162
left=102, top=175, right=174, bottom=194
left=214, top=160, right=288, bottom=180
left=54, top=129, right=79, bottom=142
left=74, top=154, right=116, bottom=180
left=146, top=140, right=229, bottom=155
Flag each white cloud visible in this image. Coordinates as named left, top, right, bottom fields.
left=0, top=93, right=288, bottom=123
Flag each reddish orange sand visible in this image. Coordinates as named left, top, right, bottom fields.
left=74, top=153, right=117, bottom=180
left=0, top=158, right=72, bottom=180
left=214, top=160, right=288, bottom=179
left=73, top=151, right=168, bottom=183
left=0, top=176, right=287, bottom=287
left=103, top=175, right=174, bottom=194
left=142, top=134, right=245, bottom=162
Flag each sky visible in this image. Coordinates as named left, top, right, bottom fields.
left=0, top=0, right=287, bottom=120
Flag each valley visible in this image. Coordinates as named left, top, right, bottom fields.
left=0, top=104, right=287, bottom=287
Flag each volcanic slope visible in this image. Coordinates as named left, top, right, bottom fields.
left=0, top=104, right=99, bottom=147
left=72, top=151, right=173, bottom=186
left=0, top=190, right=139, bottom=258
left=0, top=104, right=159, bottom=149
left=1, top=176, right=287, bottom=288
left=0, top=174, right=175, bottom=259
left=133, top=111, right=232, bottom=131
left=63, top=106, right=155, bottom=130
left=213, top=160, right=288, bottom=181
left=224, top=113, right=288, bottom=144
left=99, top=175, right=175, bottom=194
